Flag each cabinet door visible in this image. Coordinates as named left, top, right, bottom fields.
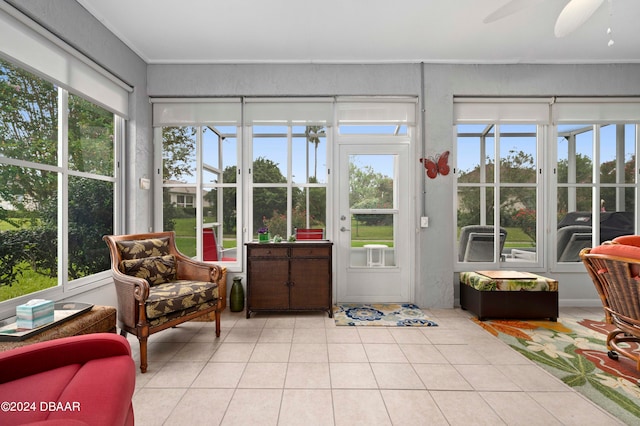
left=289, top=258, right=330, bottom=310
left=248, top=258, right=290, bottom=310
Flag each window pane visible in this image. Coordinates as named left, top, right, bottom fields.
left=294, top=187, right=327, bottom=230
left=502, top=188, right=537, bottom=262
left=253, top=137, right=287, bottom=183
left=67, top=176, right=112, bottom=280
left=456, top=125, right=495, bottom=184
left=68, top=94, right=114, bottom=176
left=163, top=126, right=197, bottom=183
left=557, top=186, right=593, bottom=263
left=292, top=126, right=327, bottom=184
left=0, top=58, right=58, bottom=165
left=0, top=165, right=57, bottom=301
left=349, top=155, right=394, bottom=209
left=163, top=186, right=196, bottom=255
left=253, top=187, right=287, bottom=237
left=349, top=213, right=395, bottom=267
left=499, top=125, right=536, bottom=184
left=600, top=124, right=636, bottom=185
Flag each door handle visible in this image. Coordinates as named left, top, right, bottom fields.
left=340, top=226, right=351, bottom=232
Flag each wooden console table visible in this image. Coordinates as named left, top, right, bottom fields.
left=245, top=241, right=333, bottom=318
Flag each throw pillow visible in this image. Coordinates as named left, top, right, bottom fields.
left=117, top=237, right=171, bottom=260
left=121, top=254, right=177, bottom=286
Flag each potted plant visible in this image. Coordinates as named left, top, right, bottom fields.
left=258, top=227, right=270, bottom=243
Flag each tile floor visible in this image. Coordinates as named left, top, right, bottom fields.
left=127, top=307, right=625, bottom=425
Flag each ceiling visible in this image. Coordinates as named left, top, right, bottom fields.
left=77, top=0, right=640, bottom=65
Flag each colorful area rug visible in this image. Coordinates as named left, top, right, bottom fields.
left=333, top=303, right=437, bottom=327
left=474, top=317, right=640, bottom=425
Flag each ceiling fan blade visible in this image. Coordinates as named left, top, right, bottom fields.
left=483, top=0, right=544, bottom=24
left=554, top=0, right=605, bottom=37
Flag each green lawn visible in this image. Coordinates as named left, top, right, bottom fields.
left=0, top=266, right=57, bottom=302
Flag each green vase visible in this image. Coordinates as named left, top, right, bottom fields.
left=230, top=277, right=244, bottom=312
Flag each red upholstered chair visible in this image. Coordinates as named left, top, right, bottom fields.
left=0, top=333, right=135, bottom=426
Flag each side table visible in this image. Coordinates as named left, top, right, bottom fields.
left=0, top=305, right=116, bottom=352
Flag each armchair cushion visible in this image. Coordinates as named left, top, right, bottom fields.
left=145, top=280, right=219, bottom=320
left=116, top=237, right=171, bottom=260
left=121, top=254, right=177, bottom=286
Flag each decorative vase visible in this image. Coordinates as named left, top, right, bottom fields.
left=230, top=277, right=244, bottom=312
left=258, top=232, right=270, bottom=243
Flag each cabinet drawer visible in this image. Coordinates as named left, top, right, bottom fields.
left=291, top=246, right=331, bottom=258
left=248, top=247, right=288, bottom=258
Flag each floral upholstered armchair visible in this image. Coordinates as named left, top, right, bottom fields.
left=103, top=231, right=225, bottom=373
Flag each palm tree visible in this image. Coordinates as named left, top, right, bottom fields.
left=305, top=126, right=326, bottom=179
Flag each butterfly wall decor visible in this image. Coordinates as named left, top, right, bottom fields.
left=419, top=151, right=450, bottom=179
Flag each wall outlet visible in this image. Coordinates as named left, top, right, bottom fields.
left=420, top=216, right=429, bottom=228
left=139, top=177, right=151, bottom=190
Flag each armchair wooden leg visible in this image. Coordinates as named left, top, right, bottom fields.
left=215, top=310, right=221, bottom=338
left=138, top=336, right=148, bottom=373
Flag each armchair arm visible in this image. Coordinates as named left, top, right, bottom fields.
left=175, top=256, right=223, bottom=283
left=0, top=334, right=131, bottom=384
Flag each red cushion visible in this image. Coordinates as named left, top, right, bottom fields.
left=611, top=235, right=640, bottom=247
left=590, top=243, right=640, bottom=259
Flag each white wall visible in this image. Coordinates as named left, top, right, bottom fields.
left=13, top=0, right=640, bottom=309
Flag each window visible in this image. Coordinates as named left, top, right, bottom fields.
left=454, top=97, right=640, bottom=270
left=0, top=58, right=121, bottom=303
left=556, top=123, right=637, bottom=261
left=161, top=124, right=241, bottom=263
left=250, top=124, right=328, bottom=239
left=456, top=123, right=541, bottom=265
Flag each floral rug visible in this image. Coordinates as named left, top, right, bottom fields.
left=474, top=317, right=640, bottom=425
left=333, top=303, right=437, bottom=327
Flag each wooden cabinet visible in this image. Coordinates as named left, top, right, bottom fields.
left=245, top=242, right=332, bottom=318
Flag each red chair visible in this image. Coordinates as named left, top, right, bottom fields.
left=295, top=228, right=324, bottom=240
left=0, top=333, right=135, bottom=426
left=203, top=227, right=236, bottom=261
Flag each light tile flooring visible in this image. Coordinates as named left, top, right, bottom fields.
left=127, top=307, right=625, bottom=425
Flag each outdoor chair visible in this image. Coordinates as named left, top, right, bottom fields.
left=557, top=225, right=592, bottom=262
left=103, top=231, right=225, bottom=373
left=458, top=225, right=507, bottom=262
left=580, top=244, right=640, bottom=371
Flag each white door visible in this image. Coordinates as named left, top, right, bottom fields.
left=336, top=144, right=412, bottom=303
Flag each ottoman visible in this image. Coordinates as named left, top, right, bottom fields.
left=460, top=271, right=558, bottom=321
left=0, top=305, right=116, bottom=351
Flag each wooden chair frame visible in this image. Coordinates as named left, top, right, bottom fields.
left=580, top=247, right=640, bottom=371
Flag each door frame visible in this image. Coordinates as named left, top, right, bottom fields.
left=333, top=140, right=415, bottom=303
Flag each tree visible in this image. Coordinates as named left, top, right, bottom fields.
left=305, top=125, right=325, bottom=179
left=251, top=157, right=287, bottom=230
left=349, top=163, right=393, bottom=226
left=0, top=59, right=58, bottom=216
left=162, top=126, right=196, bottom=181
